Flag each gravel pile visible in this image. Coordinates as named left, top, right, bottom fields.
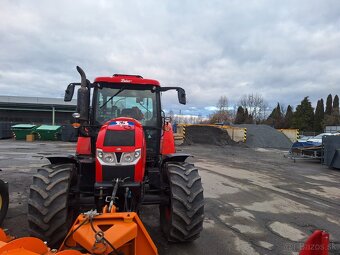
left=184, top=125, right=234, bottom=146
left=237, top=124, right=292, bottom=149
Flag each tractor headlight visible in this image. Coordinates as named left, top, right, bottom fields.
left=122, top=153, right=134, bottom=163
left=97, top=150, right=103, bottom=159
left=97, top=149, right=116, bottom=164
left=97, top=149, right=141, bottom=165
left=134, top=150, right=140, bottom=158
left=103, top=153, right=115, bottom=163
left=121, top=149, right=141, bottom=164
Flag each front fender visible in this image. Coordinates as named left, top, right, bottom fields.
left=161, top=153, right=192, bottom=165
left=46, top=156, right=77, bottom=165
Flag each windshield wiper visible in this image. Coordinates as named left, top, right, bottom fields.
left=100, top=86, right=126, bottom=109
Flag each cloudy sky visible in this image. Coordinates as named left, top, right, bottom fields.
left=1, top=0, right=340, bottom=116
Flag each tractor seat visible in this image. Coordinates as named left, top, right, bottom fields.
left=121, top=107, right=144, bottom=120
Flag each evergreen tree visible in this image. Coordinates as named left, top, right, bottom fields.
left=313, top=99, right=324, bottom=132
left=234, top=106, right=245, bottom=124
left=244, top=108, right=253, bottom=124
left=284, top=105, right=294, bottom=128
left=324, top=95, right=340, bottom=126
left=244, top=108, right=249, bottom=123
left=292, top=97, right=314, bottom=131
left=266, top=103, right=283, bottom=128
left=333, top=95, right=339, bottom=114
left=325, top=94, right=333, bottom=115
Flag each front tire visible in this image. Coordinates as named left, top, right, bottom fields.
left=160, top=162, right=204, bottom=242
left=28, top=164, right=74, bottom=246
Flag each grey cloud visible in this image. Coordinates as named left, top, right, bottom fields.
left=1, top=0, right=340, bottom=116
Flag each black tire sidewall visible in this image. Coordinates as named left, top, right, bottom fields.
left=0, top=179, right=9, bottom=225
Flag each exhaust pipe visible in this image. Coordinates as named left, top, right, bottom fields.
left=76, top=66, right=90, bottom=122
left=76, top=66, right=87, bottom=88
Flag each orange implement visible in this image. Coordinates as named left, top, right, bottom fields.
left=0, top=206, right=158, bottom=255
left=59, top=205, right=158, bottom=255
left=59, top=206, right=158, bottom=255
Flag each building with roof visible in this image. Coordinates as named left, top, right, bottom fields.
left=0, top=96, right=76, bottom=125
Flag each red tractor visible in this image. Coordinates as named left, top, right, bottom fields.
left=28, top=67, right=204, bottom=246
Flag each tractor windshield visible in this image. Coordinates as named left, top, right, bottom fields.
left=95, top=87, right=157, bottom=126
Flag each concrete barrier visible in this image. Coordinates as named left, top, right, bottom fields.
left=219, top=126, right=247, bottom=143
left=278, top=129, right=299, bottom=142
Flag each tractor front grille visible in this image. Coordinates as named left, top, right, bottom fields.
left=104, top=130, right=135, bottom=146
left=102, top=165, right=135, bottom=182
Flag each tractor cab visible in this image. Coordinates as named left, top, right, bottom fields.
left=92, top=77, right=163, bottom=168
left=65, top=70, right=186, bottom=163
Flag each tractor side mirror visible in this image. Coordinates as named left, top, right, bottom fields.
left=160, top=86, right=186, bottom=105
left=64, top=84, right=75, bottom=102
left=177, top=88, right=186, bottom=105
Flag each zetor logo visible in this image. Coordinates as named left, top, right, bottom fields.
left=116, top=121, right=129, bottom=126
left=121, top=79, right=131, bottom=83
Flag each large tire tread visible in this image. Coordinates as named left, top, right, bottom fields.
left=28, top=163, right=74, bottom=246
left=161, top=162, right=204, bottom=242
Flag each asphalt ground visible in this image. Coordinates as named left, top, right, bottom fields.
left=0, top=140, right=339, bottom=255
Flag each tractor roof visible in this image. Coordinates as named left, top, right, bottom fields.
left=94, top=74, right=160, bottom=86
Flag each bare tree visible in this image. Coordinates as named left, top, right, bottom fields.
left=210, top=95, right=230, bottom=123
left=217, top=95, right=228, bottom=111
left=239, top=93, right=267, bottom=123
left=258, top=101, right=269, bottom=122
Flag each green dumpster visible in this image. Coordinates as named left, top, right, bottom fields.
left=36, top=125, right=61, bottom=141
left=11, top=124, right=37, bottom=140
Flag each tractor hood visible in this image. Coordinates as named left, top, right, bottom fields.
left=95, top=117, right=146, bottom=183
left=96, top=117, right=145, bottom=152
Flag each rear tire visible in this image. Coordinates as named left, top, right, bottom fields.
left=160, top=162, right=204, bottom=242
left=28, top=164, right=74, bottom=247
left=0, top=179, right=9, bottom=225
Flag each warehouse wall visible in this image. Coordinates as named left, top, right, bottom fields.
left=0, top=109, right=74, bottom=125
